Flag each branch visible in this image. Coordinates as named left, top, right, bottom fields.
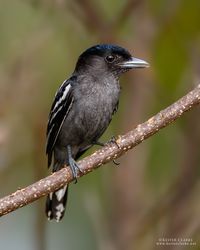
left=1, top=84, right=200, bottom=217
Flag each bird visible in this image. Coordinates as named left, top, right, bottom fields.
left=45, top=44, right=149, bottom=221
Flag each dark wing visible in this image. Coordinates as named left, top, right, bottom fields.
left=46, top=77, right=75, bottom=167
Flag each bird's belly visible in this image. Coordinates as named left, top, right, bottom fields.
left=57, top=81, right=119, bottom=150
left=79, top=102, right=112, bottom=141
left=57, top=102, right=112, bottom=147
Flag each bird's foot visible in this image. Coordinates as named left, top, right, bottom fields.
left=107, top=136, right=121, bottom=148
left=92, top=137, right=120, bottom=166
left=68, top=157, right=82, bottom=183
left=93, top=136, right=120, bottom=147
left=112, top=159, right=120, bottom=166
left=67, top=145, right=83, bottom=183
left=111, top=136, right=121, bottom=166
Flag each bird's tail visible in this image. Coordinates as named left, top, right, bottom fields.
left=45, top=184, right=69, bottom=222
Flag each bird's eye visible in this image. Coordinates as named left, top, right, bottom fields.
left=105, top=54, right=116, bottom=63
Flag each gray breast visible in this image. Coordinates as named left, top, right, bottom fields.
left=58, top=75, right=120, bottom=147
left=76, top=77, right=120, bottom=141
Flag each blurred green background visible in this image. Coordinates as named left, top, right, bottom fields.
left=0, top=0, right=200, bottom=249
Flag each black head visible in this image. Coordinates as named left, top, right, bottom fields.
left=75, top=44, right=149, bottom=77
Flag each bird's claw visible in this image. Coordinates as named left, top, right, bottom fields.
left=107, top=136, right=120, bottom=148
left=67, top=145, right=83, bottom=184
left=94, top=136, right=120, bottom=148
left=68, top=158, right=83, bottom=183
left=93, top=137, right=121, bottom=166
left=112, top=159, right=120, bottom=166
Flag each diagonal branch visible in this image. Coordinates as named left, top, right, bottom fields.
left=0, top=84, right=200, bottom=217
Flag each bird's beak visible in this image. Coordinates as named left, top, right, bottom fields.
left=119, top=57, right=149, bottom=69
